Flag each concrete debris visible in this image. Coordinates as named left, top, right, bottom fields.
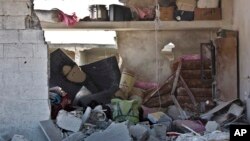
left=39, top=120, right=64, bottom=141
left=175, top=133, right=206, bottom=141
left=167, top=105, right=185, bottom=120
left=129, top=124, right=149, bottom=141
left=205, top=121, right=220, bottom=132
left=11, top=135, right=29, bottom=141
left=227, top=103, right=244, bottom=117
left=147, top=112, right=172, bottom=124
left=204, top=131, right=230, bottom=141
left=62, top=132, right=86, bottom=141
left=0, top=132, right=11, bottom=141
left=85, top=122, right=132, bottom=141
left=146, top=135, right=160, bottom=141
left=173, top=120, right=206, bottom=134
left=175, top=131, right=230, bottom=141
left=151, top=124, right=167, bottom=140
left=56, top=110, right=82, bottom=132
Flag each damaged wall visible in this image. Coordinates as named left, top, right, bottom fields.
left=0, top=0, right=49, bottom=140
left=117, top=30, right=216, bottom=83
left=233, top=0, right=250, bottom=101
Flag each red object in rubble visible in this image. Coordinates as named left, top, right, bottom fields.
left=58, top=10, right=78, bottom=26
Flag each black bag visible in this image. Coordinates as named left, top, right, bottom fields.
left=109, top=4, right=132, bottom=21
left=174, top=10, right=194, bottom=21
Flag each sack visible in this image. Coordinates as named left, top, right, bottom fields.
left=111, top=98, right=139, bottom=124
left=174, top=10, right=194, bottom=21
left=197, top=0, right=219, bottom=8
left=176, top=0, right=197, bottom=11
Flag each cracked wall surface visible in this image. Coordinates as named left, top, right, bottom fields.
left=0, top=0, right=49, bottom=140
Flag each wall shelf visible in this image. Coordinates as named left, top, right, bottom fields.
left=41, top=21, right=223, bottom=31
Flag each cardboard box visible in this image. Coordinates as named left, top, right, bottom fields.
left=194, top=8, right=221, bottom=20
left=176, top=0, right=197, bottom=12
left=160, top=6, right=174, bottom=21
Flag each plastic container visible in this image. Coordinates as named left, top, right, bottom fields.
left=119, top=70, right=136, bottom=94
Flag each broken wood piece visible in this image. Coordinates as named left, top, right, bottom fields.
left=179, top=75, right=198, bottom=109
left=171, top=95, right=188, bottom=119
left=144, top=93, right=172, bottom=108
left=170, top=60, right=188, bottom=119
left=143, top=73, right=175, bottom=104
left=39, top=120, right=63, bottom=141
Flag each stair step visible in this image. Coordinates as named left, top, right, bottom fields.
left=183, top=79, right=212, bottom=88
left=181, top=70, right=212, bottom=79
left=173, top=60, right=211, bottom=70
left=177, top=87, right=212, bottom=97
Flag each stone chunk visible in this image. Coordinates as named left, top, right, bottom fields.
left=56, top=110, right=82, bottom=132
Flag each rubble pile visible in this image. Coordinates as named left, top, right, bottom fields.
left=36, top=49, right=247, bottom=141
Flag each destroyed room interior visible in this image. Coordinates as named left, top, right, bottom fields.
left=1, top=0, right=250, bottom=141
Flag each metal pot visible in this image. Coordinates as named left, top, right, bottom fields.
left=89, top=5, right=108, bottom=21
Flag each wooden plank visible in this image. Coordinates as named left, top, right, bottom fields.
left=143, top=73, right=175, bottom=104
left=180, top=76, right=198, bottom=109
left=39, top=120, right=63, bottom=141
left=177, top=87, right=212, bottom=97
left=215, top=37, right=238, bottom=101
left=41, top=21, right=222, bottom=31
left=170, top=60, right=188, bottom=119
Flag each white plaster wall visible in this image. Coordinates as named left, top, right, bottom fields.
left=0, top=0, right=50, bottom=140
left=117, top=30, right=216, bottom=84
left=233, top=0, right=250, bottom=101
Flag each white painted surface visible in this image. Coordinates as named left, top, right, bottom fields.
left=233, top=0, right=250, bottom=101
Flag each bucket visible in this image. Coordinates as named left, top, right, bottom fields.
left=119, top=70, right=136, bottom=94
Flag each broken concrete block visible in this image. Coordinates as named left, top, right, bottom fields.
left=56, top=110, right=82, bottom=132
left=147, top=112, right=171, bottom=124
left=205, top=121, right=219, bottom=132
left=39, top=120, right=63, bottom=141
left=129, top=124, right=149, bottom=141
left=62, top=132, right=86, bottom=141
left=204, top=131, right=229, bottom=141
left=152, top=124, right=167, bottom=140
left=11, top=135, right=29, bottom=141
left=167, top=105, right=183, bottom=120
left=146, top=135, right=160, bottom=141
left=85, top=122, right=132, bottom=141
left=175, top=133, right=206, bottom=141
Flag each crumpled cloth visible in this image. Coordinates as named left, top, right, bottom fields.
left=57, top=10, right=78, bottom=26
left=49, top=92, right=62, bottom=104
left=130, top=7, right=155, bottom=20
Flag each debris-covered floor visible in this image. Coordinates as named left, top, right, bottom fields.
left=35, top=29, right=244, bottom=141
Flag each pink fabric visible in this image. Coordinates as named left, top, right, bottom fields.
left=131, top=7, right=155, bottom=20
left=58, top=10, right=78, bottom=26
left=180, top=54, right=201, bottom=61
left=134, top=81, right=159, bottom=90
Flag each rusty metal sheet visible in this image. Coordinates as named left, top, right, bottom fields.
left=215, top=37, right=238, bottom=101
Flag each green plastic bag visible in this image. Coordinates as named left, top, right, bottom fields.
left=111, top=98, right=139, bottom=124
